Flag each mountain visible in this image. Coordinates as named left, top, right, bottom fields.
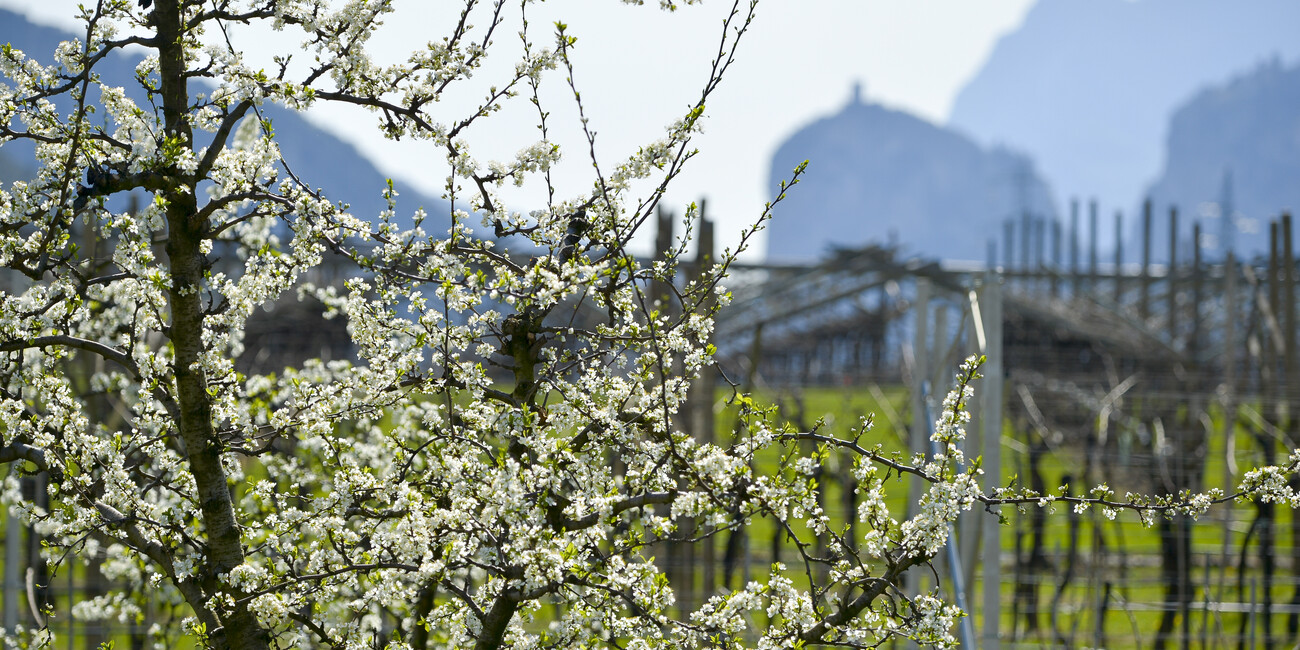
left=0, top=8, right=447, bottom=226
left=1144, top=59, right=1300, bottom=262
left=765, top=84, right=1055, bottom=263
left=0, top=149, right=32, bottom=185
left=949, top=0, right=1300, bottom=221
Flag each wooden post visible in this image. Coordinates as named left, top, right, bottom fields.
left=1034, top=217, right=1045, bottom=294
left=1089, top=199, right=1099, bottom=294
left=1142, top=199, right=1152, bottom=322
left=3, top=512, right=18, bottom=629
left=651, top=204, right=680, bottom=608
left=653, top=206, right=675, bottom=307
left=1271, top=222, right=1282, bottom=418
left=1021, top=211, right=1031, bottom=274
left=1114, top=211, right=1124, bottom=304
left=1283, top=210, right=1300, bottom=650
left=690, top=205, right=717, bottom=603
left=1071, top=199, right=1081, bottom=297
left=1051, top=218, right=1062, bottom=297
left=1168, top=206, right=1178, bottom=347
left=1192, top=222, right=1203, bottom=362
left=1218, top=250, right=1238, bottom=625
left=1189, top=223, right=1205, bottom=642
left=980, top=271, right=1004, bottom=650
left=1004, top=220, right=1014, bottom=270
left=1283, top=213, right=1295, bottom=422
left=1263, top=222, right=1279, bottom=643
left=655, top=205, right=674, bottom=259
left=649, top=210, right=673, bottom=446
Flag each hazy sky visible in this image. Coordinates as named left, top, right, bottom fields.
left=2, top=0, right=1034, bottom=258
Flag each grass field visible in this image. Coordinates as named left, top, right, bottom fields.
left=720, top=381, right=1300, bottom=649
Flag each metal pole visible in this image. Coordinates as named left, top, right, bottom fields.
left=3, top=512, right=18, bottom=629
left=922, top=389, right=977, bottom=650
left=909, top=279, right=932, bottom=593
left=960, top=299, right=982, bottom=600
left=980, top=272, right=1004, bottom=650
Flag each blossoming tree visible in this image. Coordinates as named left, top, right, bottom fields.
left=1, top=0, right=1296, bottom=648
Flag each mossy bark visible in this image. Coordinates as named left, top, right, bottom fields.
left=155, top=1, right=268, bottom=647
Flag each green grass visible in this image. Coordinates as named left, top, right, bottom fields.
left=709, top=383, right=1300, bottom=649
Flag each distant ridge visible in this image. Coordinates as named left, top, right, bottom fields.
left=0, top=8, right=448, bottom=228
left=949, top=0, right=1300, bottom=220
left=766, top=85, right=1054, bottom=264
left=1144, top=59, right=1300, bottom=262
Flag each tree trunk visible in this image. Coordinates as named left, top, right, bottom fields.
left=155, top=1, right=268, bottom=647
